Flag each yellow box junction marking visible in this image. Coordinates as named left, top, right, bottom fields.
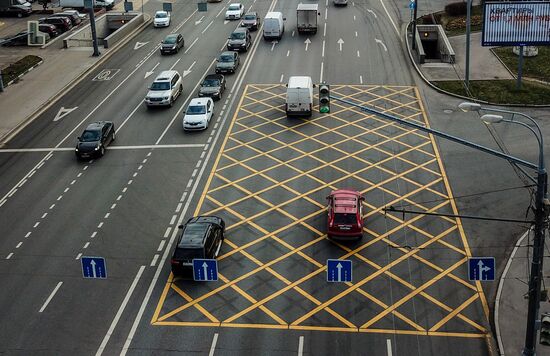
left=152, top=84, right=490, bottom=339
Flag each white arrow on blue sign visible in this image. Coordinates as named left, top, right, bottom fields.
left=81, top=256, right=107, bottom=279
left=468, top=257, right=495, bottom=281
left=193, top=259, right=218, bottom=281
left=327, top=259, right=352, bottom=282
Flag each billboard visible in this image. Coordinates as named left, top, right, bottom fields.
left=482, top=2, right=550, bottom=46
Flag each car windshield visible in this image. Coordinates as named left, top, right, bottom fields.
left=150, top=81, right=170, bottom=90
left=80, top=130, right=100, bottom=142
left=155, top=12, right=167, bottom=18
left=187, top=105, right=206, bottom=115
left=220, top=54, right=234, bottom=62
left=230, top=32, right=245, bottom=39
left=163, top=36, right=177, bottom=44
left=244, top=14, right=255, bottom=20
left=202, top=79, right=219, bottom=87
left=334, top=213, right=357, bottom=225
left=228, top=5, right=240, bottom=10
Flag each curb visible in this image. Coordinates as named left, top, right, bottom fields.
left=0, top=14, right=152, bottom=146
left=494, top=228, right=531, bottom=356
left=4, top=59, right=44, bottom=87
left=404, top=22, right=550, bottom=108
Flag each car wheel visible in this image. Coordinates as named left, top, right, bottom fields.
left=100, top=146, right=105, bottom=156
left=17, top=12, right=23, bottom=18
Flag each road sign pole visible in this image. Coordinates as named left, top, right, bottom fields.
left=517, top=45, right=524, bottom=90
left=88, top=4, right=100, bottom=57
left=465, top=0, right=471, bottom=89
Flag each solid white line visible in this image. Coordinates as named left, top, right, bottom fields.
left=95, top=265, right=145, bottom=356
left=39, top=282, right=62, bottom=313
left=386, top=339, right=392, bottom=356
left=298, top=336, right=304, bottom=356
left=169, top=58, right=181, bottom=71
left=184, top=37, right=199, bottom=54
left=150, top=254, right=159, bottom=267
left=6, top=253, right=13, bottom=259
left=209, top=333, right=219, bottom=356
left=379, top=0, right=400, bottom=36
left=115, top=99, right=144, bottom=133
left=202, top=20, right=214, bottom=34
left=19, top=178, right=27, bottom=187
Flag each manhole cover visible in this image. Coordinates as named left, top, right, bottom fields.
left=443, top=109, right=453, bottom=114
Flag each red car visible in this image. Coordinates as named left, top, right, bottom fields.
left=326, top=189, right=364, bottom=240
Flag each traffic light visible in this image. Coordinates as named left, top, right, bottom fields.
left=540, top=313, right=550, bottom=345
left=319, top=83, right=330, bottom=113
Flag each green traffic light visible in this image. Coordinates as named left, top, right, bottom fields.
left=320, top=106, right=330, bottom=113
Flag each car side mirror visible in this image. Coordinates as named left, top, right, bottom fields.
left=228, top=37, right=231, bottom=39
left=283, top=17, right=287, bottom=21
left=77, top=136, right=81, bottom=140
left=318, top=12, right=321, bottom=15
left=285, top=84, right=288, bottom=87
left=178, top=224, right=183, bottom=229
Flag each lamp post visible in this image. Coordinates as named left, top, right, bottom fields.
left=460, top=102, right=548, bottom=356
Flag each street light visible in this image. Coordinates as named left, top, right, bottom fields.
left=460, top=101, right=548, bottom=356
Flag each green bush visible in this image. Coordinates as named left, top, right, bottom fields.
left=445, top=1, right=467, bottom=16
left=1, top=55, right=42, bottom=86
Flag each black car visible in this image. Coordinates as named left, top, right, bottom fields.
left=241, top=12, right=260, bottom=31
left=215, top=51, right=240, bottom=74
left=75, top=121, right=115, bottom=159
left=160, top=33, right=184, bottom=54
left=227, top=27, right=251, bottom=52
left=171, top=216, right=225, bottom=277
left=198, top=74, right=226, bottom=101
left=1, top=31, right=28, bottom=46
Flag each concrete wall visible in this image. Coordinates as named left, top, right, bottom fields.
left=414, top=30, right=426, bottom=64
left=63, top=13, right=108, bottom=48
left=416, top=25, right=455, bottom=64
left=104, top=12, right=143, bottom=48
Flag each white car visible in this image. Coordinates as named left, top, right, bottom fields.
left=183, top=98, right=214, bottom=131
left=225, top=3, right=244, bottom=20
left=154, top=11, right=170, bottom=27
left=145, top=70, right=183, bottom=107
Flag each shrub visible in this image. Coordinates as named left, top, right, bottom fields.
left=445, top=1, right=468, bottom=16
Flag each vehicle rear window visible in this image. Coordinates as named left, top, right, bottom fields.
left=231, top=32, right=245, bottom=39
left=173, top=247, right=204, bottom=259
left=334, top=213, right=357, bottom=225
left=244, top=15, right=255, bottom=20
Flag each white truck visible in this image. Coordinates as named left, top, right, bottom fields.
left=296, top=3, right=319, bottom=34
left=60, top=0, right=114, bottom=10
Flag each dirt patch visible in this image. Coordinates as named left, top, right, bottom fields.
left=1, top=55, right=42, bottom=86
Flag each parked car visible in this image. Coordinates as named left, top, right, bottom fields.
left=225, top=3, right=244, bottom=20
left=160, top=33, right=184, bottom=54
left=170, top=216, right=225, bottom=277
left=0, top=31, right=28, bottom=46
left=145, top=70, right=183, bottom=107
left=241, top=12, right=260, bottom=31
left=39, top=16, right=72, bottom=32
left=326, top=189, right=364, bottom=240
left=53, top=11, right=81, bottom=26
left=0, top=0, right=32, bottom=18
left=39, top=23, right=59, bottom=38
left=215, top=51, right=240, bottom=74
left=227, top=27, right=251, bottom=52
left=198, top=74, right=226, bottom=101
left=183, top=97, right=214, bottom=131
left=75, top=121, right=116, bottom=159
left=153, top=10, right=170, bottom=27
left=60, top=8, right=87, bottom=19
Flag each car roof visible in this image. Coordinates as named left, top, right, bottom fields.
left=288, top=76, right=312, bottom=88
left=165, top=34, right=179, bottom=38
left=204, top=74, right=223, bottom=80
left=85, top=121, right=108, bottom=130
left=179, top=222, right=210, bottom=247
left=245, top=11, right=257, bottom=15
left=330, top=190, right=361, bottom=214
left=189, top=98, right=210, bottom=106
left=221, top=51, right=235, bottom=56
left=229, top=3, right=241, bottom=6
left=155, top=10, right=167, bottom=14
left=155, top=70, right=177, bottom=81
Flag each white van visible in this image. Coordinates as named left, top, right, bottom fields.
left=286, top=76, right=314, bottom=117
left=263, top=12, right=285, bottom=40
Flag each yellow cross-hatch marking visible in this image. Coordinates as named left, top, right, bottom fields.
left=151, top=85, right=490, bottom=340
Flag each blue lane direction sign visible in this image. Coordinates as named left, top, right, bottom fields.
left=409, top=1, right=416, bottom=9
left=468, top=257, right=495, bottom=281
left=327, top=259, right=352, bottom=282
left=193, top=259, right=218, bottom=281
left=81, top=256, right=107, bottom=279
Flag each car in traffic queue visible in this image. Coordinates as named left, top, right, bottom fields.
left=170, top=216, right=225, bottom=277
left=75, top=121, right=115, bottom=159
left=225, top=3, right=244, bottom=20
left=241, top=12, right=260, bottom=31
left=227, top=27, right=251, bottom=52
left=326, top=189, right=364, bottom=240
left=215, top=51, right=240, bottom=74
left=145, top=70, right=183, bottom=107
left=198, top=74, right=226, bottom=101
left=182, top=98, right=214, bottom=131
left=153, top=10, right=170, bottom=27
left=160, top=33, right=184, bottom=54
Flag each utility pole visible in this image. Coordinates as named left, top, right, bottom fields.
left=411, top=0, right=418, bottom=50
left=465, top=0, right=471, bottom=89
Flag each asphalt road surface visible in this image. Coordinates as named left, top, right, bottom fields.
left=0, top=0, right=505, bottom=354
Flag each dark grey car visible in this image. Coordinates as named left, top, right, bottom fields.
left=227, top=27, right=251, bottom=52
left=198, top=74, right=226, bottom=100
left=241, top=12, right=260, bottom=30
left=75, top=121, right=115, bottom=159
left=160, top=33, right=184, bottom=54
left=215, top=51, right=240, bottom=74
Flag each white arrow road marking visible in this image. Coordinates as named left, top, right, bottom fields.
left=53, top=106, right=77, bottom=122
left=367, top=9, right=378, bottom=18
left=271, top=40, right=278, bottom=51
left=195, top=15, right=204, bottom=25
left=183, top=61, right=196, bottom=77
left=337, top=38, right=344, bottom=51
left=144, top=62, right=159, bottom=79
left=134, top=41, right=149, bottom=50
left=304, top=38, right=311, bottom=51
left=223, top=19, right=229, bottom=25
left=375, top=38, right=388, bottom=51
left=184, top=37, right=198, bottom=54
